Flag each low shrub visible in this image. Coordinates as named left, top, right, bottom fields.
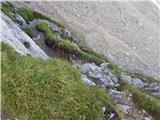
left=23, top=41, right=30, bottom=48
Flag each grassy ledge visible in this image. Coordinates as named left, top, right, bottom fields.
left=36, top=22, right=106, bottom=65
left=1, top=42, right=125, bottom=120
left=127, top=72, right=160, bottom=83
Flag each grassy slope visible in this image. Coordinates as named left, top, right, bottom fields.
left=1, top=43, right=125, bottom=120
left=2, top=2, right=160, bottom=120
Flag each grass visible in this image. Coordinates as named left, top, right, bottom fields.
left=119, top=83, right=160, bottom=120
left=23, top=41, right=30, bottom=48
left=127, top=72, right=160, bottom=83
left=1, top=42, right=125, bottom=120
left=17, top=8, right=50, bottom=24
left=1, top=1, right=16, bottom=21
left=36, top=22, right=107, bottom=65
left=21, top=27, right=33, bottom=37
left=2, top=2, right=160, bottom=119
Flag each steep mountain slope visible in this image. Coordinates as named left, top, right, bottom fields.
left=11, top=1, right=160, bottom=79
left=1, top=1, right=160, bottom=120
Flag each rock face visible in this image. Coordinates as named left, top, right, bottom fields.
left=1, top=12, right=49, bottom=60
left=14, top=13, right=27, bottom=26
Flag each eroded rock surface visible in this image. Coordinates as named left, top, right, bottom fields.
left=1, top=12, right=49, bottom=60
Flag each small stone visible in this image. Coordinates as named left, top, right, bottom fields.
left=109, top=113, right=115, bottom=119
left=132, top=78, right=144, bottom=86
left=121, top=74, right=132, bottom=84
left=15, top=14, right=27, bottom=26
left=102, top=107, right=106, bottom=112
left=111, top=77, right=118, bottom=83
left=81, top=63, right=91, bottom=74
left=144, top=117, right=151, bottom=120
left=100, top=63, right=109, bottom=69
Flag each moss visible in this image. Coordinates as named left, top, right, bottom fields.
left=1, top=42, right=125, bottom=120
left=21, top=28, right=33, bottom=37
left=121, top=83, right=160, bottom=120
left=23, top=41, right=30, bottom=48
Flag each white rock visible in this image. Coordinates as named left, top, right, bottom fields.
left=144, top=117, right=151, bottom=120
left=110, top=113, right=115, bottom=119
left=15, top=14, right=27, bottom=26
left=102, top=107, right=106, bottom=112
left=1, top=12, right=49, bottom=60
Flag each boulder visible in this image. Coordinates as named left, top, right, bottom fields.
left=100, top=77, right=115, bottom=87
left=15, top=14, right=27, bottom=26
left=132, top=78, right=145, bottom=87
left=121, top=73, right=133, bottom=84
left=81, top=63, right=92, bottom=74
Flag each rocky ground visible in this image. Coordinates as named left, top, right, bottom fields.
left=10, top=1, right=160, bottom=79
left=1, top=1, right=160, bottom=120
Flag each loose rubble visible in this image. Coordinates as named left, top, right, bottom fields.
left=108, top=89, right=153, bottom=120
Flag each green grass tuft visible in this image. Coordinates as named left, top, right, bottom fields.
left=1, top=42, right=125, bottom=120
left=127, top=72, right=160, bottom=83
left=21, top=27, right=33, bottom=37
left=1, top=2, right=16, bottom=21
